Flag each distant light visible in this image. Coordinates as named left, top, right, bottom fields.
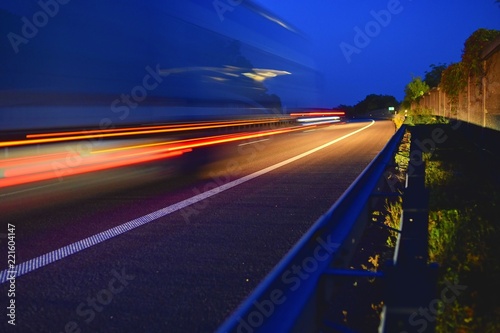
left=158, top=66, right=290, bottom=82
left=209, top=76, right=227, bottom=82
left=243, top=69, right=291, bottom=82
left=242, top=73, right=266, bottom=82
left=388, top=107, right=395, bottom=111
left=297, top=116, right=340, bottom=123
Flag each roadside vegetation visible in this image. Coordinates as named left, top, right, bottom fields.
left=381, top=26, right=500, bottom=331
left=422, top=124, right=500, bottom=332
left=397, top=113, right=500, bottom=331
left=364, top=29, right=500, bottom=333
left=352, top=105, right=499, bottom=331
left=335, top=28, right=500, bottom=330
left=381, top=129, right=409, bottom=247
left=389, top=104, right=500, bottom=330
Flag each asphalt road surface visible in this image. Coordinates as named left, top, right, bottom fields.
left=0, top=119, right=395, bottom=333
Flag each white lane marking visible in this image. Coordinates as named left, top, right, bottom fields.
left=237, top=138, right=270, bottom=147
left=0, top=120, right=375, bottom=284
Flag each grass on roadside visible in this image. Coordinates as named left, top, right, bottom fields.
left=393, top=108, right=500, bottom=330
left=422, top=125, right=500, bottom=332
left=388, top=112, right=499, bottom=330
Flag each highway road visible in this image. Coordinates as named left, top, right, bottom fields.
left=0, top=119, right=395, bottom=333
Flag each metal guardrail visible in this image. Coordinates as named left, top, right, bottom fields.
left=217, top=125, right=407, bottom=333
left=379, top=125, right=437, bottom=333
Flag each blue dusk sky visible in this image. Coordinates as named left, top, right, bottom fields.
left=253, top=0, right=500, bottom=107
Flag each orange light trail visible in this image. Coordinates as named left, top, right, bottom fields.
left=26, top=118, right=280, bottom=138
left=0, top=120, right=309, bottom=188
left=91, top=133, right=244, bottom=154
left=0, top=118, right=282, bottom=148
left=92, top=125, right=312, bottom=155
left=0, top=151, right=70, bottom=168
left=167, top=127, right=303, bottom=151
left=2, top=144, right=191, bottom=178
left=0, top=149, right=191, bottom=188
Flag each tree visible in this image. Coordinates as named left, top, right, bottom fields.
left=440, top=62, right=465, bottom=105
left=335, top=104, right=354, bottom=117
left=424, top=63, right=447, bottom=88
left=440, top=29, right=499, bottom=103
left=404, top=77, right=429, bottom=104
left=352, top=94, right=398, bottom=115
left=461, top=28, right=500, bottom=78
